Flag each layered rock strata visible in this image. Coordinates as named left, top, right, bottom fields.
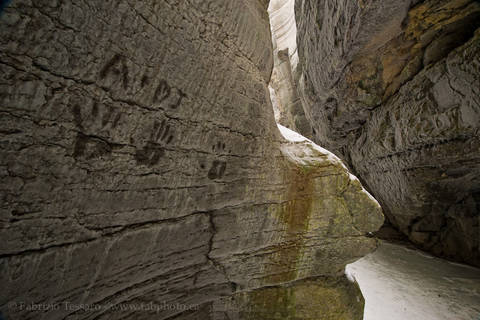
left=295, top=0, right=480, bottom=265
left=0, top=1, right=382, bottom=319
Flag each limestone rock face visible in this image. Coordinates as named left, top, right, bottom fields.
left=0, top=1, right=382, bottom=319
left=295, top=0, right=480, bottom=265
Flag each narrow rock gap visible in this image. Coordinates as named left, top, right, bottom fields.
left=267, top=0, right=313, bottom=139
left=267, top=1, right=480, bottom=320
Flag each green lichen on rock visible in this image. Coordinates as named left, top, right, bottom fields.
left=208, top=126, right=382, bottom=319
left=236, top=276, right=365, bottom=320
left=232, top=127, right=383, bottom=319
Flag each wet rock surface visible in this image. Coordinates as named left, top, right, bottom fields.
left=295, top=0, right=480, bottom=266
left=0, top=1, right=382, bottom=319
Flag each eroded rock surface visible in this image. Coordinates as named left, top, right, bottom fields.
left=295, top=0, right=480, bottom=265
left=0, top=1, right=382, bottom=319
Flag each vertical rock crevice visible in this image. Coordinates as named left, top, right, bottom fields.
left=268, top=0, right=313, bottom=138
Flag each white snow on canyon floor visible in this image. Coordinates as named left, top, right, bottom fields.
left=346, top=241, right=480, bottom=320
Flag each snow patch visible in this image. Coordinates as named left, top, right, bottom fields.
left=278, top=124, right=347, bottom=165
left=346, top=270, right=357, bottom=283
left=277, top=124, right=308, bottom=142
left=346, top=242, right=480, bottom=320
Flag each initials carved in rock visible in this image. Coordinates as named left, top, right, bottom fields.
left=208, top=142, right=228, bottom=180
left=99, top=55, right=187, bottom=110
left=208, top=160, right=227, bottom=180
left=99, top=54, right=129, bottom=90
left=73, top=133, right=112, bottom=160
left=153, top=80, right=187, bottom=109
left=70, top=99, right=122, bottom=160
left=72, top=101, right=122, bottom=132
left=135, top=119, right=174, bottom=166
left=73, top=57, right=188, bottom=164
left=154, top=80, right=171, bottom=103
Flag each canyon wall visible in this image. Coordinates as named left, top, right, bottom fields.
left=295, top=0, right=480, bottom=266
left=0, top=1, right=382, bottom=319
